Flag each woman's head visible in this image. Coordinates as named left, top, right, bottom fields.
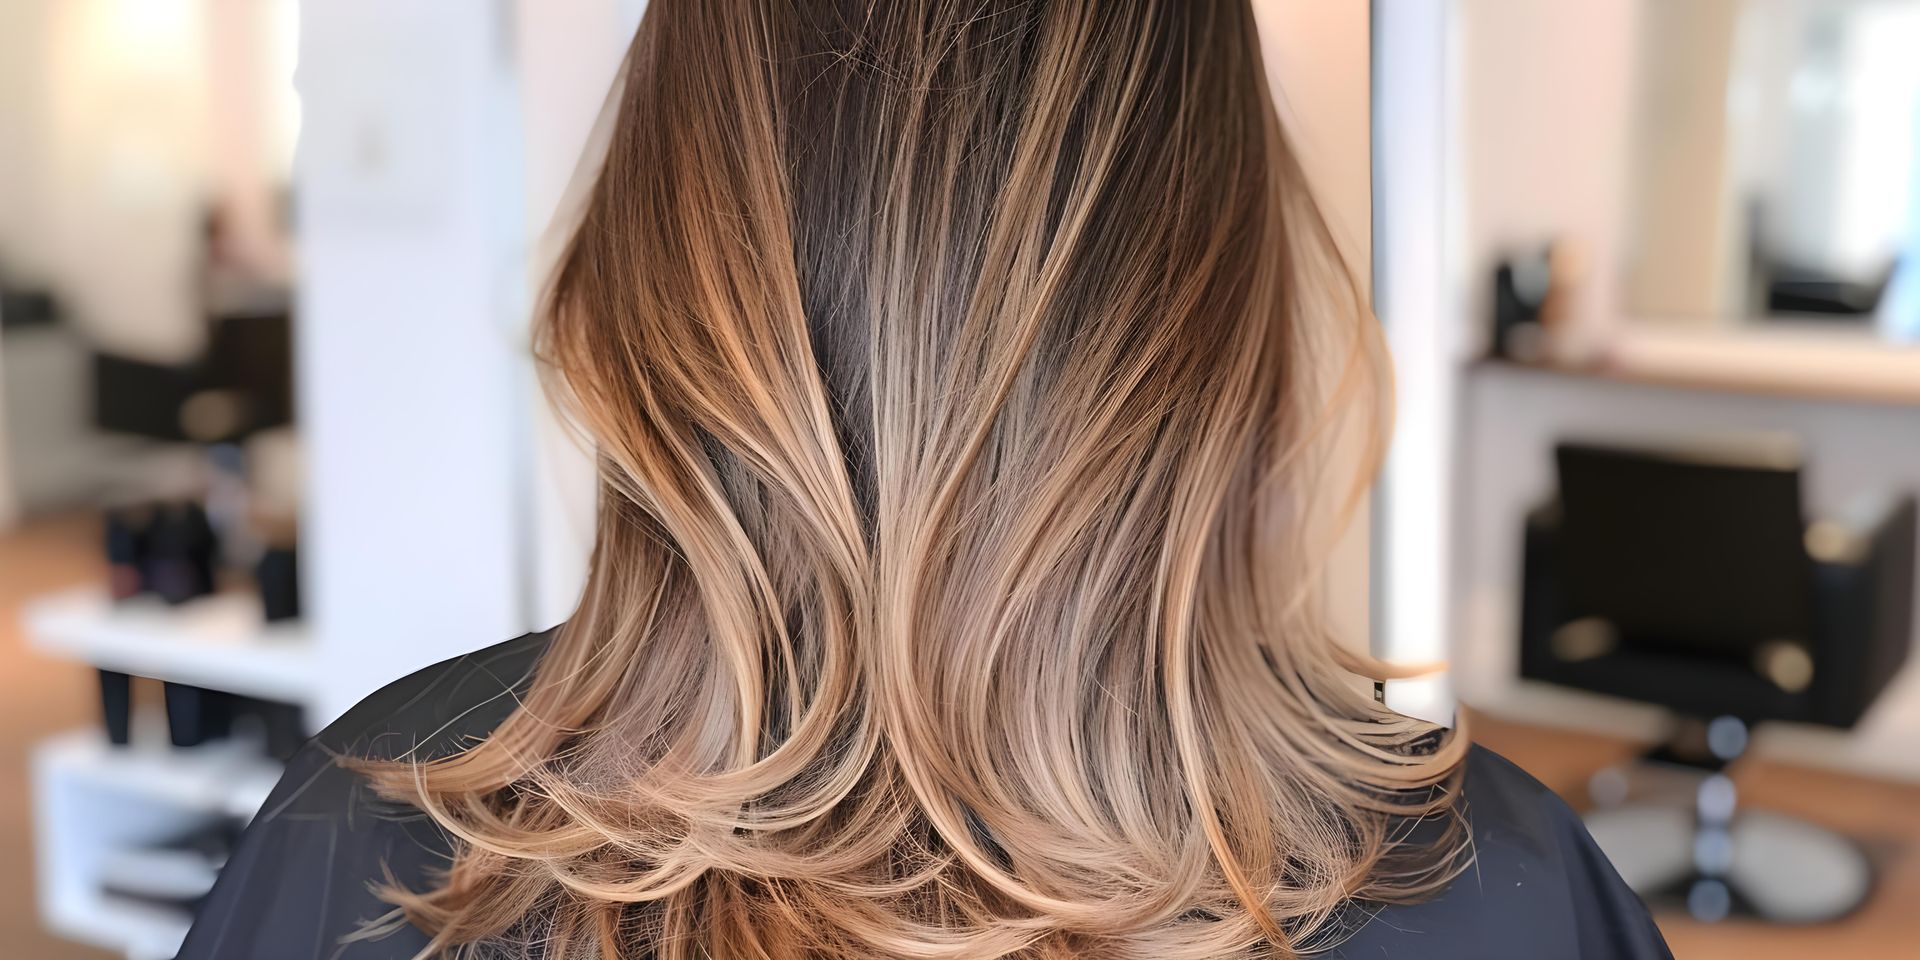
left=372, top=2, right=1465, bottom=956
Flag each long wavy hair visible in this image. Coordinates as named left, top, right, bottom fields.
left=367, top=2, right=1467, bottom=957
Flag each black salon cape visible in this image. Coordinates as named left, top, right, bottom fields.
left=178, top=629, right=1674, bottom=959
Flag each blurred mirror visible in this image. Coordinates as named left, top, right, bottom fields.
left=0, top=0, right=300, bottom=517
left=1623, top=0, right=1920, bottom=338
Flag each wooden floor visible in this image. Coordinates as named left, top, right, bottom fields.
left=0, top=515, right=1915, bottom=958
left=0, top=514, right=115, bottom=960
left=1471, top=710, right=1920, bottom=959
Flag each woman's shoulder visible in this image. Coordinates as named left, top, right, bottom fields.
left=176, top=629, right=556, bottom=959
left=311, top=627, right=553, bottom=761
left=1329, top=744, right=1673, bottom=958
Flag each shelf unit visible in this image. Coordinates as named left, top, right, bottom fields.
left=41, top=893, right=194, bottom=960
left=25, top=590, right=310, bottom=960
left=37, top=725, right=284, bottom=823
left=25, top=588, right=317, bottom=709
left=32, top=723, right=286, bottom=960
left=1493, top=327, right=1920, bottom=408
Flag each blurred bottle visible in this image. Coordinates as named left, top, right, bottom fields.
left=146, top=502, right=217, bottom=606
left=1491, top=241, right=1590, bottom=364
left=99, top=507, right=155, bottom=747
left=103, top=506, right=152, bottom=602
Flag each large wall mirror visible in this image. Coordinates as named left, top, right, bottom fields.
left=1624, top=0, right=1920, bottom=338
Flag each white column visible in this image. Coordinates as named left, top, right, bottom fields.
left=1370, top=0, right=1460, bottom=723
left=294, top=0, right=530, bottom=722
left=512, top=0, right=649, bottom=629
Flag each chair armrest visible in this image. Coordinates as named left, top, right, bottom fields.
left=1809, top=495, right=1917, bottom=727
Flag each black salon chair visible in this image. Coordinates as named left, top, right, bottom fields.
left=1519, top=441, right=1915, bottom=923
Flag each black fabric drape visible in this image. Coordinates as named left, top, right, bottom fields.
left=179, top=630, right=1672, bottom=959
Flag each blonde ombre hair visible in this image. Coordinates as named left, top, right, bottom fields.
left=368, top=2, right=1467, bottom=956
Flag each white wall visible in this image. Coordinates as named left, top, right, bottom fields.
left=1458, top=0, right=1641, bottom=349
left=41, top=0, right=211, bottom=363
left=512, top=0, right=648, bottom=629
left=1252, top=0, right=1377, bottom=651
left=295, top=0, right=531, bottom=721
left=0, top=0, right=297, bottom=362
left=203, top=0, right=300, bottom=282
left=1256, top=0, right=1371, bottom=265
left=0, top=1, right=57, bottom=287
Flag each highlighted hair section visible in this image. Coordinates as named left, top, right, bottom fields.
left=368, top=2, right=1466, bottom=957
